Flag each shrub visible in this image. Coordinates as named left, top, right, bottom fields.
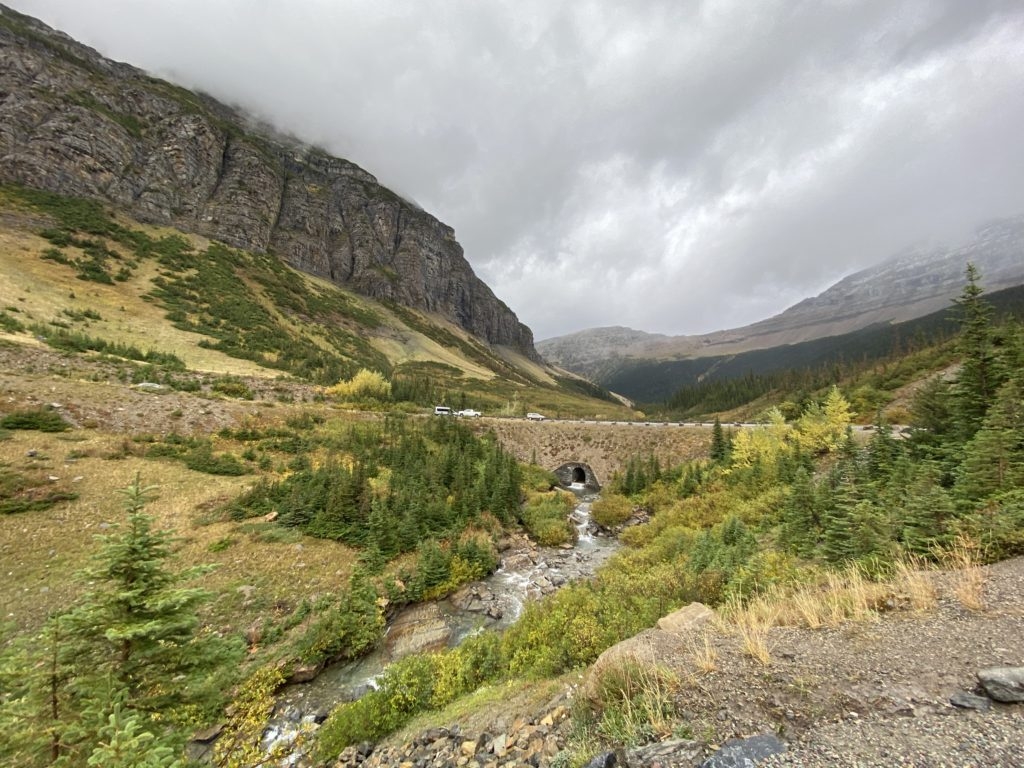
left=325, top=368, right=391, bottom=401
left=591, top=494, right=633, bottom=529
left=211, top=378, right=254, bottom=400
left=0, top=408, right=70, bottom=432
left=520, top=493, right=576, bottom=546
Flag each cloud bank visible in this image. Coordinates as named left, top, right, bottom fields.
left=11, top=0, right=1024, bottom=339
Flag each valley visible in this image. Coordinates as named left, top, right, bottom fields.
left=1, top=5, right=1023, bottom=768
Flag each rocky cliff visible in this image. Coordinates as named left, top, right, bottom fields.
left=0, top=5, right=537, bottom=358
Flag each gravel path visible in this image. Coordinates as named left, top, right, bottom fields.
left=674, top=556, right=1024, bottom=767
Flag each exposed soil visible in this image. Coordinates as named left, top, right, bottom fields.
left=0, top=340, right=321, bottom=435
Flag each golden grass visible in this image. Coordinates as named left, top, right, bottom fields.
left=893, top=556, right=938, bottom=612
left=591, top=650, right=681, bottom=741
left=687, top=628, right=719, bottom=674
left=728, top=603, right=776, bottom=666
left=942, top=535, right=987, bottom=612
left=0, top=427, right=359, bottom=640
left=0, top=231, right=274, bottom=377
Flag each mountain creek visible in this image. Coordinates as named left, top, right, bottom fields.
left=261, top=488, right=619, bottom=758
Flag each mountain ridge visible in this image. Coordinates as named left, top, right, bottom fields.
left=539, top=214, right=1024, bottom=379
left=0, top=4, right=538, bottom=360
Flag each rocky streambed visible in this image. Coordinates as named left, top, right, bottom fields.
left=262, top=493, right=619, bottom=755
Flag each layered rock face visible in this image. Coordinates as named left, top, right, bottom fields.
left=0, top=5, right=536, bottom=357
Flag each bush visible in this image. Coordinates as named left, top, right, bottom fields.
left=591, top=494, right=633, bottom=529
left=520, top=493, right=576, bottom=546
left=183, top=445, right=248, bottom=476
left=211, top=378, right=254, bottom=400
left=325, top=368, right=392, bottom=401
left=0, top=408, right=70, bottom=432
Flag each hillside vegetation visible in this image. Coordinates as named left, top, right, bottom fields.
left=0, top=184, right=629, bottom=419
left=2, top=191, right=1021, bottom=768
left=311, top=267, right=1024, bottom=763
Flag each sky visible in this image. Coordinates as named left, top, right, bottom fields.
left=10, top=1, right=1024, bottom=341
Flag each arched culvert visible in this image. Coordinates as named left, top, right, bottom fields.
left=553, top=462, right=600, bottom=490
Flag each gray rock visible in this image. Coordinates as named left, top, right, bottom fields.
left=628, top=737, right=701, bottom=766
left=950, top=691, right=992, bottom=711
left=699, top=733, right=786, bottom=767
left=585, top=751, right=618, bottom=768
left=977, top=667, right=1024, bottom=702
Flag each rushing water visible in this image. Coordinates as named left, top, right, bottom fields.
left=263, top=490, right=617, bottom=756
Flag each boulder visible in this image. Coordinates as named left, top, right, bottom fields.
left=583, top=628, right=685, bottom=704
left=656, top=602, right=715, bottom=634
left=977, top=667, right=1024, bottom=703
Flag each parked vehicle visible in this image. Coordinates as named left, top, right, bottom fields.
left=433, top=406, right=453, bottom=416
left=457, top=409, right=482, bottom=418
left=526, top=412, right=546, bottom=421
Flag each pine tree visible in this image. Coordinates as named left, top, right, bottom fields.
left=1, top=477, right=241, bottom=767
left=900, top=469, right=956, bottom=555
left=955, top=378, right=1024, bottom=503
left=821, top=470, right=858, bottom=563
left=710, top=417, right=728, bottom=462
left=778, top=467, right=818, bottom=556
left=951, top=263, right=1000, bottom=442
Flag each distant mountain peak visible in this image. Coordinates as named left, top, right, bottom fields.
left=539, top=215, right=1024, bottom=376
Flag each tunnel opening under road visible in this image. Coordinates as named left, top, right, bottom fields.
left=553, top=462, right=600, bottom=490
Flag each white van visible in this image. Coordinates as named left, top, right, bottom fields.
left=433, top=406, right=453, bottom=416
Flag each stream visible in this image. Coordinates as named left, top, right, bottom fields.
left=262, top=488, right=618, bottom=756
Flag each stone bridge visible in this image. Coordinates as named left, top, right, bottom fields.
left=479, top=419, right=712, bottom=489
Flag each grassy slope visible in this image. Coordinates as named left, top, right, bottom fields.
left=0, top=186, right=632, bottom=418
left=0, top=186, right=633, bottom=658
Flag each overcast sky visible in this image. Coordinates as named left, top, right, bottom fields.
left=11, top=1, right=1024, bottom=340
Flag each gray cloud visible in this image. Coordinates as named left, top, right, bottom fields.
left=11, top=0, right=1024, bottom=339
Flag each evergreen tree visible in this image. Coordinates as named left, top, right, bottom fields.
left=778, top=467, right=817, bottom=556
left=900, top=468, right=956, bottom=555
left=0, top=477, right=241, bottom=767
left=951, top=263, right=999, bottom=442
left=710, top=417, right=728, bottom=462
left=821, top=470, right=858, bottom=563
left=865, top=411, right=900, bottom=483
left=955, top=378, right=1024, bottom=503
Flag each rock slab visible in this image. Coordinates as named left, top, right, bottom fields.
left=698, top=734, right=786, bottom=768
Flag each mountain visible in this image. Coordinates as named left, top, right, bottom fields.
left=539, top=215, right=1024, bottom=385
left=0, top=4, right=536, bottom=359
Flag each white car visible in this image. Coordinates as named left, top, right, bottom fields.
left=526, top=412, right=546, bottom=421
left=457, top=409, right=481, bottom=418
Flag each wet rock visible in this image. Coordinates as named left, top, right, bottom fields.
left=288, top=662, right=321, bottom=684
left=385, top=603, right=454, bottom=659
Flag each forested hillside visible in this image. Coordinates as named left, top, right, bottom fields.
left=647, top=281, right=1024, bottom=416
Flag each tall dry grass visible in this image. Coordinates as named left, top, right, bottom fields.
left=942, top=535, right=987, bottom=612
